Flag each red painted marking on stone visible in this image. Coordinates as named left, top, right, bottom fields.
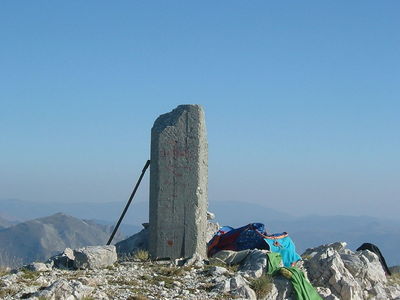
left=167, top=240, right=173, bottom=246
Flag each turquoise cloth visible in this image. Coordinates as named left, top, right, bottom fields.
left=264, top=236, right=301, bottom=267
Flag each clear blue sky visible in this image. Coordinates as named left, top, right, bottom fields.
left=1, top=1, right=399, bottom=218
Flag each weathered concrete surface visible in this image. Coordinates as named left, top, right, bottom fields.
left=149, top=104, right=208, bottom=259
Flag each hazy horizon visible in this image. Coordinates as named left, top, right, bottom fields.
left=1, top=197, right=400, bottom=222
left=1, top=1, right=399, bottom=219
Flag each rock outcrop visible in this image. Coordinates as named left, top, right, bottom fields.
left=73, top=245, right=117, bottom=270
left=1, top=241, right=399, bottom=300
left=303, top=242, right=400, bottom=300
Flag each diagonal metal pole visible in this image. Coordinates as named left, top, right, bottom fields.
left=107, top=159, right=150, bottom=245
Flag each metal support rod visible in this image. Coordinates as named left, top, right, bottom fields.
left=107, top=159, right=150, bottom=245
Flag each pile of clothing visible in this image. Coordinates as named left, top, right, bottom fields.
left=207, top=223, right=301, bottom=267
left=207, top=223, right=322, bottom=300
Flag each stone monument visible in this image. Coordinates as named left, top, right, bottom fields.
left=149, top=105, right=208, bottom=259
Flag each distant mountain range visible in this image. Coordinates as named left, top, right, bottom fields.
left=0, top=198, right=149, bottom=227
left=0, top=198, right=146, bottom=235
left=0, top=212, right=19, bottom=229
left=209, top=201, right=400, bottom=266
left=0, top=216, right=12, bottom=229
left=1, top=198, right=399, bottom=266
left=0, top=213, right=125, bottom=267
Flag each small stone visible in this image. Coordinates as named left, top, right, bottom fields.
left=208, top=266, right=228, bottom=276
left=173, top=281, right=182, bottom=287
left=207, top=211, right=215, bottom=220
left=25, top=262, right=52, bottom=272
left=230, top=274, right=247, bottom=290
left=231, top=285, right=257, bottom=300
left=181, top=290, right=190, bottom=295
left=184, top=253, right=204, bottom=267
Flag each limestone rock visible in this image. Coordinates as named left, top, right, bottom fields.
left=207, top=211, right=216, bottom=220
left=183, top=253, right=205, bottom=268
left=47, top=247, right=75, bottom=269
left=206, top=221, right=220, bottom=243
left=232, top=284, right=257, bottom=300
left=33, top=279, right=95, bottom=300
left=229, top=274, right=246, bottom=289
left=24, top=262, right=52, bottom=272
left=302, top=242, right=396, bottom=300
left=115, top=227, right=148, bottom=257
left=229, top=274, right=256, bottom=300
left=240, top=249, right=270, bottom=278
left=210, top=249, right=270, bottom=279
left=211, top=249, right=252, bottom=265
left=213, top=273, right=256, bottom=299
left=73, top=245, right=117, bottom=269
left=213, top=275, right=231, bottom=293
left=264, top=277, right=294, bottom=300
left=208, top=266, right=228, bottom=276
left=316, top=287, right=340, bottom=300
left=2, top=241, right=400, bottom=300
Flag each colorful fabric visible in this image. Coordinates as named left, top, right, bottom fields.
left=207, top=223, right=269, bottom=257
left=264, top=236, right=301, bottom=267
left=263, top=232, right=289, bottom=239
left=266, top=252, right=283, bottom=275
left=281, top=267, right=323, bottom=300
left=207, top=223, right=301, bottom=267
left=236, top=224, right=269, bottom=251
left=266, top=253, right=322, bottom=300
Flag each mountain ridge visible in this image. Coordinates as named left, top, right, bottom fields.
left=1, top=198, right=399, bottom=266
left=0, top=213, right=125, bottom=267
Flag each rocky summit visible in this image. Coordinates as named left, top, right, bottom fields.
left=1, top=241, right=400, bottom=300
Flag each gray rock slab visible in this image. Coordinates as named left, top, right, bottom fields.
left=212, top=249, right=252, bottom=266
left=240, top=249, right=270, bottom=278
left=73, top=245, right=117, bottom=269
left=149, top=104, right=208, bottom=259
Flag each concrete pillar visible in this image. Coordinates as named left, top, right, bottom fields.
left=149, top=105, right=208, bottom=259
